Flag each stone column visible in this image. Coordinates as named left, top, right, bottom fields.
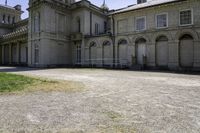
left=168, top=40, right=179, bottom=70
left=115, top=42, right=118, bottom=67
left=194, top=40, right=200, bottom=68
left=9, top=44, right=12, bottom=64
left=81, top=38, right=85, bottom=66
left=16, top=42, right=20, bottom=64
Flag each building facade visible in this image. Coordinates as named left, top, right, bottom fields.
left=0, top=0, right=200, bottom=71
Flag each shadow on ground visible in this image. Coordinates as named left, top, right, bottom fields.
left=0, top=66, right=200, bottom=76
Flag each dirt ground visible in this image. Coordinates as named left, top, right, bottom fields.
left=0, top=67, right=200, bottom=133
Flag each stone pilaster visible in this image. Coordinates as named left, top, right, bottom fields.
left=9, top=44, right=12, bottom=64
left=81, top=38, right=85, bottom=66
left=114, top=42, right=118, bottom=67
left=147, top=42, right=156, bottom=67
left=16, top=42, right=20, bottom=64
left=194, top=40, right=200, bottom=67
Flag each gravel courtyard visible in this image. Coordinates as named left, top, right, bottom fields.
left=0, top=67, right=200, bottom=133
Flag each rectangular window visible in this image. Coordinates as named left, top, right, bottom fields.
left=12, top=17, right=15, bottom=24
left=8, top=16, right=10, bottom=24
left=95, top=23, right=99, bottom=35
left=34, top=44, right=39, bottom=64
left=156, top=13, right=168, bottom=28
left=180, top=10, right=192, bottom=26
left=2, top=15, right=6, bottom=23
left=58, top=13, right=65, bottom=33
left=136, top=17, right=146, bottom=31
left=76, top=44, right=81, bottom=64
left=34, top=13, right=40, bottom=32
left=104, top=21, right=107, bottom=33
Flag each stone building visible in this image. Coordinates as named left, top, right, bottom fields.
left=0, top=4, right=28, bottom=66
left=0, top=0, right=200, bottom=71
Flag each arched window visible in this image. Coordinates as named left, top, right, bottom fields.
left=179, top=34, right=193, bottom=40
left=135, top=38, right=146, bottom=44
left=90, top=42, right=96, bottom=47
left=118, top=39, right=128, bottom=45
left=103, top=41, right=111, bottom=46
left=156, top=36, right=168, bottom=42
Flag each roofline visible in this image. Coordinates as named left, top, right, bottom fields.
left=0, top=4, right=23, bottom=14
left=70, top=0, right=108, bottom=17
left=14, top=18, right=28, bottom=27
left=110, top=0, right=187, bottom=15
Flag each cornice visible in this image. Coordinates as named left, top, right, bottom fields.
left=0, top=5, right=23, bottom=14
left=28, top=0, right=70, bottom=12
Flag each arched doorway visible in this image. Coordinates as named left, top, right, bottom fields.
left=179, top=34, right=194, bottom=68
left=89, top=42, right=97, bottom=65
left=156, top=36, right=168, bottom=67
left=102, top=41, right=112, bottom=66
left=135, top=38, right=147, bottom=65
left=118, top=39, right=128, bottom=65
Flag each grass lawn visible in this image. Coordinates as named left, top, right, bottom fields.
left=0, top=73, right=83, bottom=94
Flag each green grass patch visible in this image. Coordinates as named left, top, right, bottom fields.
left=0, top=73, right=84, bottom=94
left=0, top=73, right=40, bottom=93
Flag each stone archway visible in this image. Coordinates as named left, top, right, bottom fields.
left=117, top=39, right=128, bottom=65
left=102, top=40, right=112, bottom=66
left=156, top=35, right=169, bottom=67
left=135, top=38, right=147, bottom=65
left=179, top=34, right=194, bottom=68
left=89, top=41, right=97, bottom=65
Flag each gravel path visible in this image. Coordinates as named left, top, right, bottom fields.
left=0, top=67, right=200, bottom=133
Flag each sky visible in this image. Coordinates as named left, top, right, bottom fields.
left=0, top=0, right=137, bottom=19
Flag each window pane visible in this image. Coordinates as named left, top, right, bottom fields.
left=34, top=44, right=39, bottom=63
left=95, top=23, right=99, bottom=35
left=180, top=10, right=192, bottom=25
left=136, top=17, right=145, bottom=31
left=157, top=14, right=167, bottom=28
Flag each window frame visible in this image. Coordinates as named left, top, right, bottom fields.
left=2, top=14, right=6, bottom=23
left=34, top=43, right=39, bottom=64
left=156, top=13, right=168, bottom=29
left=95, top=23, right=100, bottom=35
left=34, top=12, right=40, bottom=33
left=179, top=9, right=193, bottom=26
left=8, top=15, right=10, bottom=24
left=135, top=16, right=146, bottom=31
